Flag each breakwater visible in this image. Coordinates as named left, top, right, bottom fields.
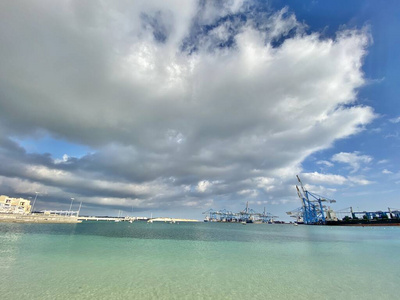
left=0, top=213, right=81, bottom=223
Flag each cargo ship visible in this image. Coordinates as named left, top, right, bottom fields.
left=325, top=207, right=400, bottom=226
left=287, top=175, right=400, bottom=226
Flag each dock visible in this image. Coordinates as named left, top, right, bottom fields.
left=0, top=213, right=81, bottom=223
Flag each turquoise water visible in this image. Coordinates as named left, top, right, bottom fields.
left=1, top=222, right=399, bottom=299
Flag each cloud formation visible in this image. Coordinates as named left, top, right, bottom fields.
left=331, top=151, right=373, bottom=173
left=0, top=1, right=375, bottom=215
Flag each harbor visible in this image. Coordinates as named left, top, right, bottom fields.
left=287, top=175, right=400, bottom=226
left=78, top=216, right=199, bottom=223
left=202, top=202, right=280, bottom=223
left=0, top=194, right=199, bottom=224
left=0, top=194, right=82, bottom=223
left=0, top=213, right=81, bottom=224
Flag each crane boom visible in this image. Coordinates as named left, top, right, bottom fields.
left=296, top=185, right=303, bottom=200
left=296, top=175, right=307, bottom=195
left=294, top=175, right=329, bottom=225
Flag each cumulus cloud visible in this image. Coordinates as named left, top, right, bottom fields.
left=301, top=172, right=347, bottom=185
left=196, top=180, right=212, bottom=193
left=299, top=183, right=337, bottom=198
left=300, top=171, right=376, bottom=191
left=237, top=189, right=259, bottom=197
left=331, top=151, right=372, bottom=173
left=0, top=1, right=375, bottom=214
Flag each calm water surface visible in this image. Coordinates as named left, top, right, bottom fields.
left=0, top=222, right=399, bottom=299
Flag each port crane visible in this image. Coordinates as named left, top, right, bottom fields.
left=202, top=209, right=218, bottom=222
left=295, top=175, right=336, bottom=225
left=289, top=177, right=400, bottom=225
left=286, top=207, right=303, bottom=224
left=203, top=203, right=278, bottom=223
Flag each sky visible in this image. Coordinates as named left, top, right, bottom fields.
left=1, top=0, right=399, bottom=220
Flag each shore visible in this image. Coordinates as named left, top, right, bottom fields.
left=0, top=213, right=81, bottom=224
left=149, top=217, right=199, bottom=223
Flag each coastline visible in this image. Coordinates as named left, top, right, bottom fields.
left=0, top=213, right=81, bottom=224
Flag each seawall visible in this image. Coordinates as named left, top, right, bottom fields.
left=0, top=213, right=81, bottom=224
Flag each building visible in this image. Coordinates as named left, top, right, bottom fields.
left=0, top=195, right=32, bottom=214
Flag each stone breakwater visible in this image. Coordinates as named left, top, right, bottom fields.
left=0, top=213, right=81, bottom=223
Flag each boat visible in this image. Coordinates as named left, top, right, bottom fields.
left=115, top=210, right=122, bottom=222
left=147, top=213, right=153, bottom=223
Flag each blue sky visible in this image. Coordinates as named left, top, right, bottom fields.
left=0, top=0, right=399, bottom=220
left=287, top=0, right=400, bottom=213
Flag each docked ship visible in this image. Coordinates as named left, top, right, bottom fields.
left=287, top=175, right=400, bottom=226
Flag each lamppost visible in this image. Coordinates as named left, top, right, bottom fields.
left=31, top=192, right=39, bottom=214
left=69, top=198, right=74, bottom=216
left=78, top=200, right=82, bottom=217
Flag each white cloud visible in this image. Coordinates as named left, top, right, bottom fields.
left=238, top=189, right=259, bottom=197
left=348, top=176, right=374, bottom=185
left=301, top=184, right=337, bottom=198
left=196, top=180, right=211, bottom=193
left=331, top=151, right=372, bottom=173
left=382, top=169, right=393, bottom=174
left=389, top=116, right=400, bottom=123
left=54, top=154, right=70, bottom=164
left=317, top=160, right=334, bottom=167
left=302, top=172, right=347, bottom=185
left=0, top=1, right=375, bottom=214
left=301, top=171, right=375, bottom=188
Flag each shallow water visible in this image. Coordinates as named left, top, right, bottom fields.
left=1, top=222, right=399, bottom=299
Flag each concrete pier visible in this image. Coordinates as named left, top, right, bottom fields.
left=0, top=213, right=81, bottom=223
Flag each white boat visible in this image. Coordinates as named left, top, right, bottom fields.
left=147, top=213, right=153, bottom=223
left=115, top=210, right=122, bottom=222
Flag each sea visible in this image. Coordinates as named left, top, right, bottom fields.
left=0, top=221, right=399, bottom=300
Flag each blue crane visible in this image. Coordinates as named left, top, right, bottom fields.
left=295, top=175, right=336, bottom=225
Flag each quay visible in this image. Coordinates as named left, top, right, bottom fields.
left=78, top=216, right=200, bottom=223
left=0, top=213, right=81, bottom=224
left=147, top=217, right=199, bottom=223
left=0, top=194, right=81, bottom=224
left=0, top=193, right=200, bottom=224
left=288, top=175, right=400, bottom=226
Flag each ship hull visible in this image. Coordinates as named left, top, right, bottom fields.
left=326, top=219, right=400, bottom=226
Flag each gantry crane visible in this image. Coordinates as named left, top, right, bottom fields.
left=295, top=175, right=336, bottom=225
left=203, top=202, right=278, bottom=223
